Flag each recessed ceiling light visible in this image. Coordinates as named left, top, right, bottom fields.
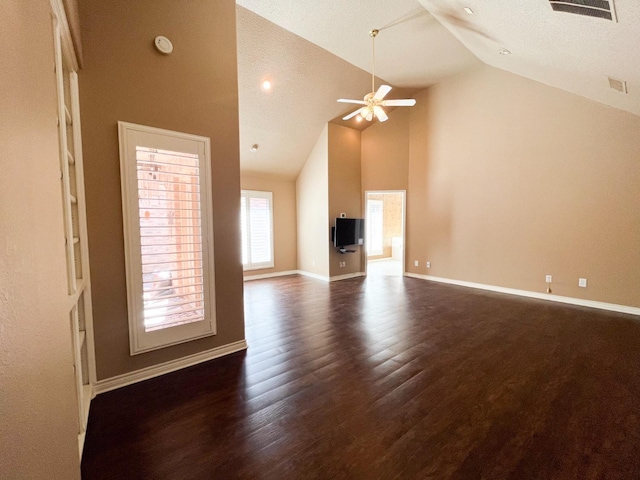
left=498, top=48, right=512, bottom=55
left=250, top=144, right=259, bottom=152
left=464, top=7, right=474, bottom=14
left=355, top=116, right=363, bottom=123
left=261, top=80, right=272, bottom=91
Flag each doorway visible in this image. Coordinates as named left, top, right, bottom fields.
left=364, top=191, right=405, bottom=277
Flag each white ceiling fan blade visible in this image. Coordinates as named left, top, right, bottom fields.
left=338, top=99, right=367, bottom=105
left=342, top=109, right=362, bottom=121
left=381, top=99, right=416, bottom=107
left=373, top=106, right=388, bottom=122
left=373, top=85, right=392, bottom=101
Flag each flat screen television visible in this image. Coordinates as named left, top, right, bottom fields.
left=333, top=218, right=365, bottom=248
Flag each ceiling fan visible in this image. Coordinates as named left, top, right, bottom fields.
left=338, top=29, right=416, bottom=123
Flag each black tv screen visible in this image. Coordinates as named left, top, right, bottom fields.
left=333, top=218, right=364, bottom=247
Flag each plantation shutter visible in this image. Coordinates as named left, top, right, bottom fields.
left=136, top=146, right=205, bottom=332
left=119, top=122, right=216, bottom=354
left=241, top=190, right=274, bottom=270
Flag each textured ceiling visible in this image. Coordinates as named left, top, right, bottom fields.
left=237, top=0, right=640, bottom=179
left=236, top=1, right=478, bottom=178
left=237, top=7, right=371, bottom=178
left=419, top=0, right=640, bottom=117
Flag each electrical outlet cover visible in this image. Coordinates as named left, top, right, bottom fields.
left=579, top=278, right=587, bottom=287
left=545, top=275, right=552, bottom=283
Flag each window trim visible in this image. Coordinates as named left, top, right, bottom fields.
left=241, top=190, right=275, bottom=271
left=118, top=121, right=216, bottom=355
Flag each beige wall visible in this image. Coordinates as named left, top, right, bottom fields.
left=79, top=0, right=245, bottom=380
left=0, top=1, right=81, bottom=477
left=406, top=65, right=640, bottom=307
left=296, top=125, right=330, bottom=277
left=361, top=107, right=410, bottom=192
left=242, top=174, right=298, bottom=275
left=328, top=124, right=363, bottom=277
left=62, top=0, right=82, bottom=65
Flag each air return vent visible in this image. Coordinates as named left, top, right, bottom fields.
left=549, top=0, right=617, bottom=22
left=608, top=77, right=628, bottom=93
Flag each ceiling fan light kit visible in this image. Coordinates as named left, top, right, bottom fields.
left=338, top=28, right=416, bottom=123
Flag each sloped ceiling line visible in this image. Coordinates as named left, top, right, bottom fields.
left=236, top=0, right=639, bottom=178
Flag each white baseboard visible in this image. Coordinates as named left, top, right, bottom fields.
left=244, top=270, right=299, bottom=281
left=405, top=273, right=640, bottom=316
left=330, top=272, right=365, bottom=282
left=298, top=270, right=331, bottom=282
left=93, top=339, right=248, bottom=395
left=296, top=270, right=366, bottom=282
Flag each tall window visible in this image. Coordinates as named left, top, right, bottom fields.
left=240, top=190, right=274, bottom=270
left=367, top=199, right=384, bottom=256
left=119, top=122, right=216, bottom=354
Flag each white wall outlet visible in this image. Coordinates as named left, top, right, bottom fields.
left=339, top=212, right=346, bottom=218
left=414, top=260, right=419, bottom=267
left=545, top=275, right=552, bottom=283
left=579, top=278, right=587, bottom=288
left=426, top=261, right=431, bottom=268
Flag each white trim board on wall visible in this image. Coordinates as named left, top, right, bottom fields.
left=406, top=273, right=640, bottom=317
left=244, top=270, right=299, bottom=281
left=329, top=272, right=365, bottom=282
left=244, top=270, right=366, bottom=283
left=93, top=340, right=248, bottom=395
left=246, top=270, right=331, bottom=282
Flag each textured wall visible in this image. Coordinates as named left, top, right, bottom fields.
left=79, top=0, right=245, bottom=380
left=405, top=65, right=640, bottom=307
left=0, top=0, right=81, bottom=477
left=296, top=126, right=330, bottom=277
left=328, top=124, right=363, bottom=277
left=361, top=107, right=410, bottom=193
left=62, top=0, right=82, bottom=64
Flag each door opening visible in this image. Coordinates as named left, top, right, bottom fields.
left=364, top=191, right=405, bottom=277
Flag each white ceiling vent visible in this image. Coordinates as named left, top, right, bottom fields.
left=608, top=77, right=628, bottom=94
left=549, top=0, right=617, bottom=22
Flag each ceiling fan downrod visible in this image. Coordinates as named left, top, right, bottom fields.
left=336, top=28, right=416, bottom=123
left=370, top=29, right=379, bottom=95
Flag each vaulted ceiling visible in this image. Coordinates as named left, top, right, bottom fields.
left=236, top=0, right=640, bottom=179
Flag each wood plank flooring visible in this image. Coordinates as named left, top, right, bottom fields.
left=81, top=274, right=640, bottom=479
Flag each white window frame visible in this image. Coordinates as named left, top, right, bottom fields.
left=241, top=190, right=274, bottom=271
left=118, top=122, right=216, bottom=355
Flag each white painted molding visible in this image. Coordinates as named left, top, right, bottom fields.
left=330, top=272, right=365, bottom=282
left=298, top=270, right=331, bottom=282
left=244, top=270, right=299, bottom=281
left=295, top=270, right=366, bottom=282
left=405, top=273, right=640, bottom=316
left=50, top=0, right=79, bottom=71
left=93, top=340, right=248, bottom=395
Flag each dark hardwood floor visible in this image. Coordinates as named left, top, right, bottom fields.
left=82, top=274, right=640, bottom=479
